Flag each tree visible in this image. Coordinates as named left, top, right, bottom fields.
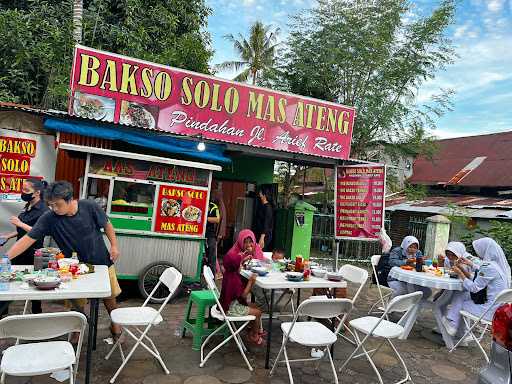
left=218, top=21, right=279, bottom=84
left=261, top=0, right=456, bottom=159
left=0, top=0, right=213, bottom=109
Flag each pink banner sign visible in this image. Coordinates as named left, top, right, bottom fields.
left=69, top=45, right=356, bottom=160
left=335, top=164, right=386, bottom=240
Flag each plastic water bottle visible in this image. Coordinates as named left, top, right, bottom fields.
left=0, top=255, right=12, bottom=291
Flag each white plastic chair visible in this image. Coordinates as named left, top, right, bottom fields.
left=340, top=291, right=423, bottom=384
left=200, top=266, right=255, bottom=371
left=270, top=297, right=353, bottom=384
left=105, top=267, right=182, bottom=383
left=0, top=311, right=87, bottom=384
left=450, top=288, right=512, bottom=362
left=368, top=255, right=393, bottom=315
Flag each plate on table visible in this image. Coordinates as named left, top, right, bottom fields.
left=312, top=269, right=327, bottom=278
left=400, top=265, right=414, bottom=271
left=251, top=267, right=269, bottom=276
left=285, top=272, right=303, bottom=282
left=326, top=272, right=343, bottom=281
left=33, top=277, right=61, bottom=290
left=21, top=274, right=40, bottom=283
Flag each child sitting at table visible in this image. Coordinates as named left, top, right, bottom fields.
left=271, top=248, right=285, bottom=261
left=220, top=229, right=264, bottom=345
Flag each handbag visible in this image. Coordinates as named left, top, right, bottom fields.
left=470, top=271, right=487, bottom=305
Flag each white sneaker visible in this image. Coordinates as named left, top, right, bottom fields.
left=311, top=348, right=324, bottom=358
left=441, top=316, right=458, bottom=336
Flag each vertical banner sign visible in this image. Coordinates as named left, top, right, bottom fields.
left=0, top=136, right=37, bottom=198
left=154, top=184, right=208, bottom=237
left=335, top=164, right=386, bottom=240
left=69, top=45, right=356, bottom=160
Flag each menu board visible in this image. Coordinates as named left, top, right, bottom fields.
left=154, top=184, right=208, bottom=237
left=335, top=164, right=385, bottom=240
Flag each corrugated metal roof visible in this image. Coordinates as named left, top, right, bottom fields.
left=409, top=131, right=512, bottom=187
left=386, top=194, right=512, bottom=220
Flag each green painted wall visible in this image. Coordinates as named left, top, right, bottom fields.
left=216, top=155, right=274, bottom=184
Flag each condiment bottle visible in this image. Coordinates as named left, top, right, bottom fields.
left=415, top=256, right=424, bottom=272
left=295, top=256, right=303, bottom=273
left=432, top=255, right=438, bottom=269
left=48, top=255, right=58, bottom=270
left=303, top=260, right=310, bottom=281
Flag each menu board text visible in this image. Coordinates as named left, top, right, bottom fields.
left=335, top=165, right=386, bottom=240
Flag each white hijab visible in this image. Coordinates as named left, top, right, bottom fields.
left=401, top=236, right=419, bottom=256
left=473, top=238, right=511, bottom=288
left=445, top=241, right=466, bottom=258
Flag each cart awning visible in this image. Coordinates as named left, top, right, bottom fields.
left=44, top=118, right=231, bottom=164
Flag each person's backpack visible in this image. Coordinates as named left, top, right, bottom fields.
left=373, top=253, right=391, bottom=287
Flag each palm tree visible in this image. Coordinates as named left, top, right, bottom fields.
left=73, top=0, right=83, bottom=43
left=218, top=21, right=280, bottom=84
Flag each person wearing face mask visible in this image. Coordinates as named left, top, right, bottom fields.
left=0, top=178, right=49, bottom=315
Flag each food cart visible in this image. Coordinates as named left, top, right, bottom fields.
left=60, top=143, right=221, bottom=301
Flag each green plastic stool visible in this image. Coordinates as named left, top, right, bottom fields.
left=181, top=290, right=226, bottom=350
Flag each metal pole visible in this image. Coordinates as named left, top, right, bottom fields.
left=335, top=240, right=339, bottom=271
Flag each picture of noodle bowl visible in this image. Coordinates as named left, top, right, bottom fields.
left=182, top=206, right=202, bottom=222
left=161, top=199, right=181, bottom=217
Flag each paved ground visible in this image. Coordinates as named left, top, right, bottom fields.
left=0, top=279, right=486, bottom=384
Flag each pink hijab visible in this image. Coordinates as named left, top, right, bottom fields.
left=219, top=229, right=263, bottom=311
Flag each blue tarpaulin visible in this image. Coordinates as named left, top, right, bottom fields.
left=44, top=118, right=231, bottom=164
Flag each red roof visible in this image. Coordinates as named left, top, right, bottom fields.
left=409, top=131, right=512, bottom=187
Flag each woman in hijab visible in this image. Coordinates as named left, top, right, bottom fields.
left=220, top=229, right=264, bottom=345
left=387, top=236, right=431, bottom=298
left=440, top=241, right=469, bottom=269
left=442, top=237, right=511, bottom=336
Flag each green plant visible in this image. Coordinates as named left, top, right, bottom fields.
left=477, top=221, right=512, bottom=261
left=260, top=0, right=456, bottom=160
left=404, top=183, right=427, bottom=201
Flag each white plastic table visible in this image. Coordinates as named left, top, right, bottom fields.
left=0, top=265, right=112, bottom=384
left=388, top=266, right=463, bottom=348
left=241, top=269, right=348, bottom=369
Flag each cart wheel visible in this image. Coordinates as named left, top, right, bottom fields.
left=138, top=261, right=181, bottom=304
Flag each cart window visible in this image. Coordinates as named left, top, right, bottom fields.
left=85, top=177, right=111, bottom=213
left=110, top=181, right=155, bottom=217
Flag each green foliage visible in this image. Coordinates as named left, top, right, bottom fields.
left=0, top=0, right=213, bottom=109
left=218, top=21, right=279, bottom=84
left=404, top=183, right=427, bottom=201
left=480, top=221, right=512, bottom=260
left=446, top=204, right=512, bottom=261
left=261, top=0, right=456, bottom=160
left=462, top=221, right=512, bottom=262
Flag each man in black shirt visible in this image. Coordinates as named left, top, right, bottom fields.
left=205, top=199, right=220, bottom=274
left=255, top=187, right=274, bottom=251
left=7, top=181, right=122, bottom=337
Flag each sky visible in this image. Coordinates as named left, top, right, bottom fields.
left=205, top=0, right=512, bottom=139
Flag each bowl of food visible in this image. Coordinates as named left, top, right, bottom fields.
left=251, top=267, right=269, bottom=276
left=326, top=272, right=343, bottom=282
left=32, top=277, right=61, bottom=290
left=312, top=268, right=327, bottom=278
left=285, top=272, right=303, bottom=282
left=21, top=273, right=39, bottom=283
left=58, top=258, right=80, bottom=269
